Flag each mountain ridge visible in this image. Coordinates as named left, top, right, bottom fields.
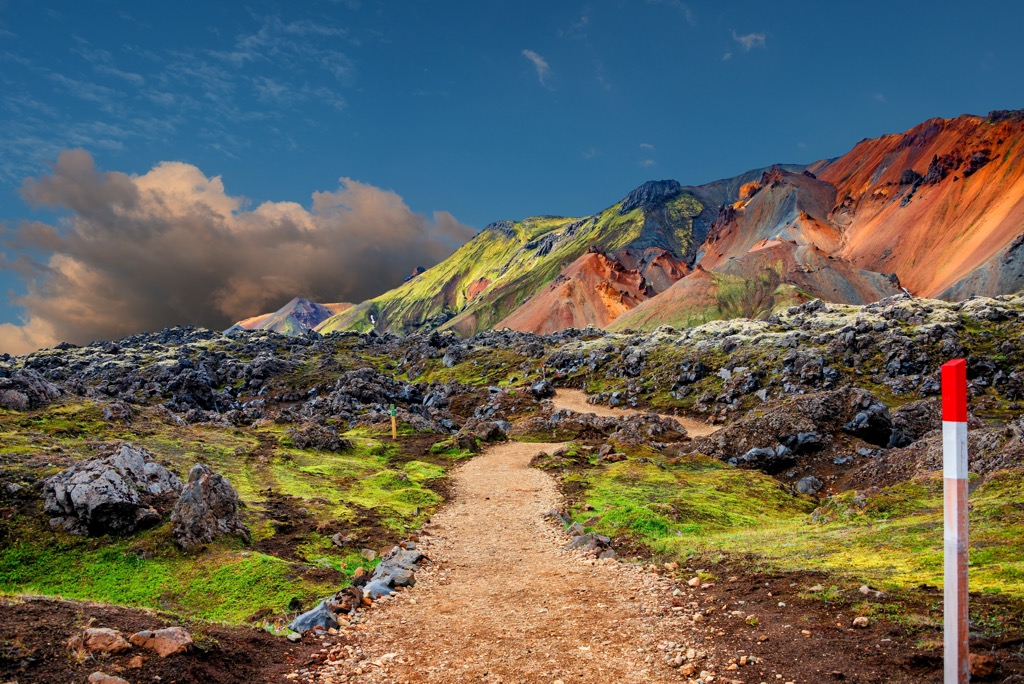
left=239, top=109, right=1024, bottom=338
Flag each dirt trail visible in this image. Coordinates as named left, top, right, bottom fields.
left=300, top=441, right=697, bottom=683
left=551, top=389, right=719, bottom=438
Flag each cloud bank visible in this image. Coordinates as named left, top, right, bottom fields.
left=0, top=149, right=474, bottom=355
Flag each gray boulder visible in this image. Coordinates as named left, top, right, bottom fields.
left=43, top=444, right=182, bottom=536
left=0, top=369, right=62, bottom=411
left=362, top=579, right=394, bottom=598
left=530, top=381, right=556, bottom=399
left=367, top=545, right=424, bottom=592
left=288, top=600, right=338, bottom=634
left=170, top=464, right=250, bottom=550
left=796, top=476, right=824, bottom=495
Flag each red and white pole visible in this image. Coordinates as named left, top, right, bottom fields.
left=942, top=358, right=969, bottom=684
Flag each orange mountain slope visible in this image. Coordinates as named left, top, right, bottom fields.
left=811, top=110, right=1024, bottom=297
left=497, top=249, right=689, bottom=334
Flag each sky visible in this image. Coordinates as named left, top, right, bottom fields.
left=1, top=0, right=1022, bottom=353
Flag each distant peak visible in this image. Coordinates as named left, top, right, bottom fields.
left=619, top=180, right=682, bottom=214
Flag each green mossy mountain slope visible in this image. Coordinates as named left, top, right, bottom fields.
left=316, top=186, right=706, bottom=336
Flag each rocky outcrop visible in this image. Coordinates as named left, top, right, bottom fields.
left=43, top=444, right=182, bottom=536
left=0, top=368, right=62, bottom=410
left=286, top=424, right=352, bottom=452
left=170, top=464, right=250, bottom=550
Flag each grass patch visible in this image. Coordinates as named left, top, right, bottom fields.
left=560, top=448, right=1024, bottom=597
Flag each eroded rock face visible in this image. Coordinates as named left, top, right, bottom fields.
left=43, top=444, right=182, bottom=536
left=170, top=464, right=250, bottom=550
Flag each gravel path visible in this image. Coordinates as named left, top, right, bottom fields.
left=294, top=441, right=707, bottom=683
left=550, top=389, right=719, bottom=438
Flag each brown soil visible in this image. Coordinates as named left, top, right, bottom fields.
left=0, top=596, right=315, bottom=683
left=551, top=388, right=719, bottom=438
left=289, top=438, right=1024, bottom=684
left=295, top=441, right=710, bottom=683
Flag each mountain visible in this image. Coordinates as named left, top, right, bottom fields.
left=228, top=297, right=351, bottom=335
left=313, top=109, right=1024, bottom=336
left=315, top=167, right=802, bottom=336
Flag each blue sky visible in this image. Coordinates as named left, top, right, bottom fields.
left=1, top=0, right=1022, bottom=351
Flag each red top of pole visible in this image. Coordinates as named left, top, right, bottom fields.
left=942, top=358, right=968, bottom=423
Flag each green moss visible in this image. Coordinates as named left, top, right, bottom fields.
left=0, top=535, right=337, bottom=624
left=556, top=445, right=1024, bottom=597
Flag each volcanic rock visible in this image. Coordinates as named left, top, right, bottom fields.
left=0, top=368, right=62, bottom=410
left=288, top=600, right=339, bottom=634
left=43, top=444, right=182, bottom=536
left=170, top=464, right=250, bottom=550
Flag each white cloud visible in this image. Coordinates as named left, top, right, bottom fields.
left=0, top=150, right=474, bottom=354
left=640, top=143, right=655, bottom=150
left=732, top=30, right=767, bottom=51
left=639, top=159, right=657, bottom=168
left=522, top=49, right=552, bottom=87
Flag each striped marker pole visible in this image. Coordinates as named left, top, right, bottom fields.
left=942, top=358, right=969, bottom=684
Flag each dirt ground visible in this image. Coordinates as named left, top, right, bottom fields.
left=0, top=595, right=317, bottom=683
left=5, top=394, right=1023, bottom=684
left=550, top=389, right=719, bottom=438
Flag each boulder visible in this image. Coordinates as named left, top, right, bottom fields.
left=796, top=476, right=824, bottom=495
left=286, top=424, right=352, bottom=452
left=82, top=627, right=132, bottom=654
left=729, top=446, right=795, bottom=474
left=43, top=444, right=182, bottom=536
left=0, top=369, right=62, bottom=411
left=171, top=464, right=250, bottom=550
left=368, top=545, right=425, bottom=591
left=288, top=600, right=339, bottom=634
left=362, top=579, right=394, bottom=598
left=842, top=391, right=893, bottom=446
left=329, top=584, right=365, bottom=614
left=530, top=381, right=556, bottom=399
left=129, top=627, right=192, bottom=657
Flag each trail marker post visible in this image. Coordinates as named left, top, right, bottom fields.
left=942, top=358, right=969, bottom=684
left=390, top=403, right=397, bottom=441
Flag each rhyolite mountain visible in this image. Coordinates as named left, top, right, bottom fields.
left=280, top=109, right=1024, bottom=337
left=228, top=297, right=351, bottom=335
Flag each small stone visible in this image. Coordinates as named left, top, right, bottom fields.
left=88, top=673, right=130, bottom=684
left=969, top=652, right=997, bottom=678
left=127, top=655, right=145, bottom=669
left=687, top=577, right=701, bottom=587
left=859, top=584, right=871, bottom=595
left=852, top=616, right=870, bottom=628
left=808, top=584, right=825, bottom=592
left=801, top=629, right=811, bottom=636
